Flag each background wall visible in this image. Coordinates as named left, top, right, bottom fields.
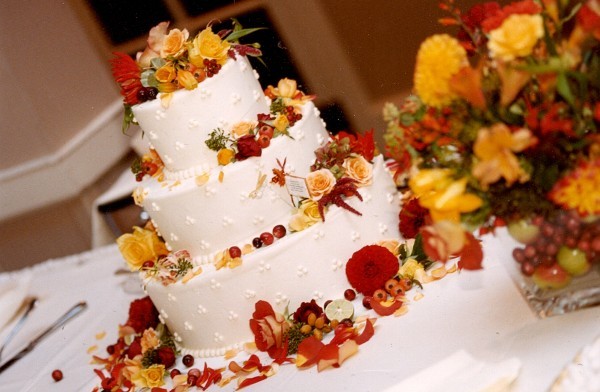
left=0, top=0, right=484, bottom=271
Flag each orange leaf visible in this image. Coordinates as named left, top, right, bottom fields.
left=353, top=318, right=375, bottom=345
left=370, top=297, right=403, bottom=316
left=449, top=66, right=486, bottom=110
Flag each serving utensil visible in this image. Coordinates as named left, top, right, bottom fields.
left=0, top=301, right=87, bottom=374
left=0, top=297, right=37, bottom=361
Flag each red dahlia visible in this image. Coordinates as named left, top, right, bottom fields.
left=126, top=296, right=159, bottom=333
left=293, top=299, right=323, bottom=323
left=345, top=245, right=400, bottom=296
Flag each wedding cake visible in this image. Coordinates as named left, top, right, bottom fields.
left=112, top=22, right=400, bottom=357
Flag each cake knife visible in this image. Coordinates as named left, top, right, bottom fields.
left=0, top=301, right=87, bottom=374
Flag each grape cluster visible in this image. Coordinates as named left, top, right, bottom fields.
left=511, top=210, right=600, bottom=279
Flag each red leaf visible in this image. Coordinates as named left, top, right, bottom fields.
left=457, top=232, right=484, bottom=270
left=238, top=374, right=268, bottom=390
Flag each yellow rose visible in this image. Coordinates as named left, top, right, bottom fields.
left=217, top=148, right=235, bottom=165
left=189, top=27, right=231, bottom=67
left=155, top=64, right=176, bottom=83
left=230, top=121, right=257, bottom=139
left=399, top=258, right=424, bottom=279
left=342, top=156, right=373, bottom=187
left=160, top=28, right=189, bottom=58
left=289, top=200, right=322, bottom=231
left=117, top=227, right=167, bottom=271
left=133, top=364, right=165, bottom=388
left=273, top=113, right=290, bottom=132
left=306, top=169, right=336, bottom=201
left=488, top=14, right=544, bottom=61
left=176, top=69, right=198, bottom=90
left=277, top=78, right=298, bottom=98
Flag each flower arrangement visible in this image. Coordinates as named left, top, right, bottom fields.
left=110, top=20, right=263, bottom=131
left=384, top=0, right=600, bottom=285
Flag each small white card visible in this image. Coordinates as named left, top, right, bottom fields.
left=285, top=175, right=311, bottom=199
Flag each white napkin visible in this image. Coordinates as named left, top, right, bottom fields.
left=386, top=350, right=521, bottom=392
left=0, top=274, right=31, bottom=331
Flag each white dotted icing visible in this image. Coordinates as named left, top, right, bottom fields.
left=331, top=258, right=343, bottom=271
left=185, top=216, right=196, bottom=225
left=362, top=192, right=373, bottom=203
left=239, top=60, right=248, bottom=71
left=178, top=341, right=248, bottom=358
left=154, top=109, right=166, bottom=120
left=205, top=186, right=217, bottom=197
left=148, top=130, right=158, bottom=140
left=379, top=223, right=389, bottom=234
left=387, top=193, right=396, bottom=203
left=317, top=133, right=325, bottom=145
left=199, top=240, right=210, bottom=250
left=222, top=216, right=233, bottom=227
left=253, top=216, right=265, bottom=225
left=275, top=292, right=288, bottom=305
left=296, top=265, right=308, bottom=277
left=163, top=155, right=173, bottom=164
left=258, top=260, right=271, bottom=273
left=244, top=289, right=256, bottom=299
left=231, top=93, right=241, bottom=105
left=351, top=231, right=361, bottom=241
left=160, top=309, right=168, bottom=320
left=151, top=202, right=160, bottom=212
left=184, top=321, right=193, bottom=331
left=217, top=119, right=229, bottom=129
left=187, top=119, right=199, bottom=128
left=253, top=69, right=260, bottom=79
left=210, top=279, right=221, bottom=289
left=197, top=304, right=207, bottom=314
left=313, top=230, right=325, bottom=240
left=167, top=293, right=176, bottom=302
left=313, top=291, right=323, bottom=300
left=173, top=332, right=182, bottom=343
left=174, top=141, right=185, bottom=150
left=170, top=233, right=179, bottom=242
left=293, top=128, right=305, bottom=141
left=252, top=90, right=261, bottom=101
left=227, top=311, right=239, bottom=320
left=199, top=88, right=211, bottom=99
left=214, top=332, right=224, bottom=343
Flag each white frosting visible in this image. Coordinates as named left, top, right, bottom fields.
left=145, top=157, right=401, bottom=355
left=137, top=101, right=329, bottom=262
left=132, top=56, right=269, bottom=173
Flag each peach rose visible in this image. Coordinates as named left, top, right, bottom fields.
left=343, top=156, right=373, bottom=186
left=306, top=169, right=336, bottom=201
left=140, top=328, right=160, bottom=354
left=420, top=221, right=466, bottom=262
left=136, top=22, right=169, bottom=67
left=117, top=227, right=168, bottom=271
left=488, top=14, right=544, bottom=61
left=189, top=27, right=230, bottom=67
left=249, top=301, right=290, bottom=356
left=277, top=78, right=298, bottom=98
left=160, top=28, right=189, bottom=58
left=376, top=239, right=401, bottom=256
left=230, top=121, right=257, bottom=139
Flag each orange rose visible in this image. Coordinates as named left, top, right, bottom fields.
left=160, top=28, right=189, bottom=58
left=306, top=169, right=336, bottom=201
left=136, top=22, right=169, bottom=67
left=343, top=156, right=373, bottom=186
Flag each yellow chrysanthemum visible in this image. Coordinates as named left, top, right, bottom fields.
left=414, top=34, right=467, bottom=108
left=550, top=159, right=600, bottom=216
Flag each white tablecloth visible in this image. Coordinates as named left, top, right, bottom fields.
left=0, top=236, right=598, bottom=392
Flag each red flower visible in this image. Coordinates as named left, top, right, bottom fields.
left=578, top=1, right=600, bottom=38
left=399, top=198, right=430, bottom=238
left=335, top=130, right=376, bottom=161
left=458, top=2, right=501, bottom=52
left=345, top=245, right=400, bottom=296
left=156, top=346, right=175, bottom=368
left=293, top=299, right=323, bottom=323
left=126, top=337, right=142, bottom=359
left=125, top=297, right=159, bottom=334
left=235, top=134, right=262, bottom=160
left=249, top=300, right=290, bottom=358
left=481, top=0, right=541, bottom=33
left=110, top=52, right=143, bottom=106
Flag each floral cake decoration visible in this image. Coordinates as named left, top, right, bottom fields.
left=110, top=19, right=264, bottom=131
left=384, top=0, right=600, bottom=283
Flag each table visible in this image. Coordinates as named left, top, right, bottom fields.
left=0, top=237, right=598, bottom=391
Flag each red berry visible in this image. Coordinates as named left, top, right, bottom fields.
left=257, top=134, right=271, bottom=148
left=260, top=232, right=274, bottom=246
left=258, top=125, right=274, bottom=138
left=142, top=260, right=154, bottom=269
left=182, top=354, right=194, bottom=367
left=170, top=369, right=181, bottom=379
left=398, top=277, right=413, bottom=291
left=188, top=368, right=201, bottom=378
left=273, top=224, right=286, bottom=238
left=52, top=369, right=63, bottom=382
left=252, top=237, right=263, bottom=248
left=362, top=296, right=372, bottom=309
left=229, top=246, right=242, bottom=258
left=384, top=278, right=399, bottom=293
left=512, top=248, right=525, bottom=263
left=372, top=289, right=387, bottom=302
left=521, top=261, right=536, bottom=276
left=344, top=289, right=356, bottom=301
left=390, top=284, right=405, bottom=297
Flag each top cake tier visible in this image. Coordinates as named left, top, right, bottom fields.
left=132, top=55, right=269, bottom=173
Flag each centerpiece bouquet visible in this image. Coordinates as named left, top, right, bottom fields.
left=384, top=0, right=600, bottom=308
